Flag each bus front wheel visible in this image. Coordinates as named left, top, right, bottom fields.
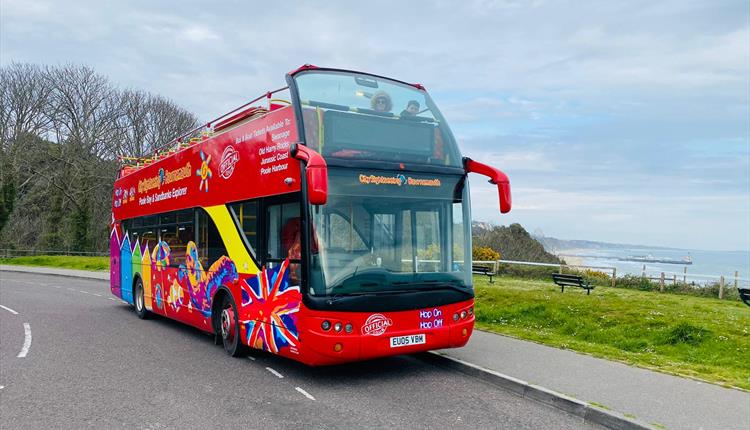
left=220, top=294, right=245, bottom=357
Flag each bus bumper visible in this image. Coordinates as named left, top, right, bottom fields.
left=298, top=300, right=475, bottom=366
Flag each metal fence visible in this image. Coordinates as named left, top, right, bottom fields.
left=0, top=249, right=108, bottom=258
left=476, top=258, right=749, bottom=298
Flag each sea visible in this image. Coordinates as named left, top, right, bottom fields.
left=557, top=247, right=750, bottom=288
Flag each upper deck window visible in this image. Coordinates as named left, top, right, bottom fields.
left=294, top=71, right=462, bottom=167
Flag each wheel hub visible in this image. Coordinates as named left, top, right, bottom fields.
left=221, top=308, right=235, bottom=341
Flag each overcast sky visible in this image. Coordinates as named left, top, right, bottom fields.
left=2, top=0, right=748, bottom=251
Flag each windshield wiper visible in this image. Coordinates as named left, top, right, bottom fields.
left=391, top=280, right=470, bottom=294
left=325, top=288, right=422, bottom=304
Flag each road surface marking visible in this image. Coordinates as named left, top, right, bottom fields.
left=92, top=293, right=102, bottom=297
left=0, top=385, right=4, bottom=390
left=67, top=288, right=75, bottom=291
left=17, top=323, right=32, bottom=358
left=108, top=298, right=117, bottom=301
left=0, top=305, right=19, bottom=315
left=51, top=285, right=61, bottom=289
left=79, top=290, right=89, bottom=294
left=295, top=387, right=316, bottom=401
left=247, top=356, right=256, bottom=361
left=265, top=367, right=284, bottom=378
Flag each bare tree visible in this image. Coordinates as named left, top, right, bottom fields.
left=117, top=89, right=151, bottom=158
left=145, top=94, right=199, bottom=154
left=0, top=62, right=200, bottom=251
left=0, top=63, right=54, bottom=234
left=0, top=63, right=53, bottom=148
left=116, top=90, right=199, bottom=158
left=45, top=64, right=122, bottom=158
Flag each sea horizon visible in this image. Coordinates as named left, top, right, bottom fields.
left=554, top=246, right=750, bottom=288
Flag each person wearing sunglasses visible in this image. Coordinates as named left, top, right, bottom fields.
left=370, top=91, right=393, bottom=112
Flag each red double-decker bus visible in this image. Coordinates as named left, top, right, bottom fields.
left=110, top=65, right=511, bottom=365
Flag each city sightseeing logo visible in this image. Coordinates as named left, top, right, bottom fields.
left=219, top=145, right=240, bottom=179
left=137, top=163, right=192, bottom=194
left=361, top=313, right=393, bottom=336
left=358, top=174, right=441, bottom=187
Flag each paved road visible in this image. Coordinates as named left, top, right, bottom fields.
left=0, top=272, right=600, bottom=429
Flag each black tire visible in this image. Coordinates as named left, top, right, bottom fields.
left=220, top=293, right=245, bottom=357
left=134, top=278, right=149, bottom=320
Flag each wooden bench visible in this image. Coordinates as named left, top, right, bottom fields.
left=739, top=288, right=750, bottom=307
left=472, top=262, right=497, bottom=283
left=551, top=273, right=594, bottom=295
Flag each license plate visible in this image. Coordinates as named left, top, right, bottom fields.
left=389, top=334, right=426, bottom=348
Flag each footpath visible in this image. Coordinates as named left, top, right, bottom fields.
left=436, top=331, right=749, bottom=430
left=2, top=264, right=748, bottom=430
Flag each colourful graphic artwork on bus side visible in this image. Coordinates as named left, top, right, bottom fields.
left=196, top=150, right=212, bottom=192
left=178, top=241, right=238, bottom=317
left=153, top=241, right=170, bottom=270
left=141, top=243, right=153, bottom=311
left=120, top=234, right=133, bottom=304
left=167, top=278, right=185, bottom=311
left=110, top=225, right=121, bottom=298
left=240, top=259, right=301, bottom=354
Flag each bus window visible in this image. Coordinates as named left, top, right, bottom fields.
left=228, top=200, right=259, bottom=256
left=373, top=213, right=396, bottom=267
left=265, top=201, right=301, bottom=284
left=329, top=212, right=367, bottom=252
left=196, top=209, right=228, bottom=269
left=415, top=211, right=442, bottom=272
left=266, top=202, right=300, bottom=263
left=140, top=227, right=157, bottom=249
left=160, top=209, right=194, bottom=267
left=129, top=228, right=142, bottom=247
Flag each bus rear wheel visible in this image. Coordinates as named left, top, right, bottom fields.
left=220, top=294, right=245, bottom=357
left=134, top=278, right=149, bottom=320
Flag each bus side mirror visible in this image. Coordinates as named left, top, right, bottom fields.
left=291, top=143, right=328, bottom=205
left=463, top=157, right=512, bottom=214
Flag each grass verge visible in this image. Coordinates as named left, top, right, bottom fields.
left=0, top=255, right=109, bottom=271
left=473, top=275, right=750, bottom=390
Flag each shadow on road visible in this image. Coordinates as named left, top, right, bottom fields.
left=117, top=303, right=443, bottom=386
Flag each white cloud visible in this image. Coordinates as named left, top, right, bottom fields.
left=179, top=26, right=219, bottom=43
left=1, top=0, right=747, bottom=250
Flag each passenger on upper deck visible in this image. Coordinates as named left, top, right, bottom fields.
left=400, top=100, right=420, bottom=116
left=370, top=91, right=392, bottom=113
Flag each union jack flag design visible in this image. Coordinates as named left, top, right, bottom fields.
left=240, top=259, right=301, bottom=353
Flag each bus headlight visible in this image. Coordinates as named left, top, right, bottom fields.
left=460, top=310, right=467, bottom=319
left=321, top=320, right=331, bottom=331
left=334, top=322, right=342, bottom=332
left=453, top=313, right=459, bottom=321
left=345, top=323, right=353, bottom=333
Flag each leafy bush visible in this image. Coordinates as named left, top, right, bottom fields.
left=616, top=274, right=657, bottom=291
left=579, top=269, right=611, bottom=286
left=472, top=246, right=500, bottom=261
left=496, top=263, right=559, bottom=279
left=613, top=274, right=740, bottom=301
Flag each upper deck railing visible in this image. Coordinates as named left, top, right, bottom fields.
left=117, top=86, right=290, bottom=177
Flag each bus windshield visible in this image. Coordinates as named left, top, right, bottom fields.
left=294, top=70, right=462, bottom=167
left=308, top=168, right=472, bottom=296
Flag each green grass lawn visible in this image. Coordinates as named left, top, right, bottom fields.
left=473, top=275, right=750, bottom=390
left=0, top=255, right=109, bottom=271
